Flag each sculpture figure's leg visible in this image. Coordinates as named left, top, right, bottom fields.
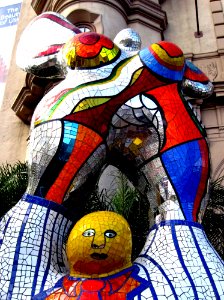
left=139, top=136, right=209, bottom=222
left=26, top=120, right=106, bottom=204
left=135, top=201, right=224, bottom=299
left=147, top=84, right=209, bottom=221
left=106, top=82, right=209, bottom=221
left=160, top=139, right=209, bottom=221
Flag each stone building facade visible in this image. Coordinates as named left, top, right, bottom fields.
left=1, top=0, right=224, bottom=183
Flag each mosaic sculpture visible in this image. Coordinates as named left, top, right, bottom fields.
left=0, top=12, right=223, bottom=299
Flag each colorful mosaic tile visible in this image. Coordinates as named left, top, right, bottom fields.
left=0, top=11, right=223, bottom=300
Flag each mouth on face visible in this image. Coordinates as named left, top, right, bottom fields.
left=90, top=253, right=108, bottom=260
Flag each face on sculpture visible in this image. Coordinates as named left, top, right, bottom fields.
left=66, top=211, right=132, bottom=277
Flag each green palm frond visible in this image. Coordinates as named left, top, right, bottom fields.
left=111, top=171, right=140, bottom=219
left=203, top=176, right=224, bottom=260
left=85, top=188, right=113, bottom=213
left=110, top=171, right=150, bottom=259
left=0, top=162, right=28, bottom=217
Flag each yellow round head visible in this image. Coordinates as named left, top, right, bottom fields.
left=66, top=211, right=132, bottom=278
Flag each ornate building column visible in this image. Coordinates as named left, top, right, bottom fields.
left=210, top=0, right=224, bottom=50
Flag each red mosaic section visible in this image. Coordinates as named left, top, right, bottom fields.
left=148, top=83, right=203, bottom=152
left=45, top=125, right=103, bottom=203
left=66, top=32, right=115, bottom=59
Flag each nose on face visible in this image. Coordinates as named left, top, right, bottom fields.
left=91, top=232, right=106, bottom=249
left=91, top=243, right=105, bottom=249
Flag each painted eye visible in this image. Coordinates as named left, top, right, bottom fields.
left=104, top=230, right=117, bottom=238
left=83, top=229, right=95, bottom=237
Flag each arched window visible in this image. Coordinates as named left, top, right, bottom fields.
left=66, top=9, right=102, bottom=34
left=75, top=22, right=95, bottom=33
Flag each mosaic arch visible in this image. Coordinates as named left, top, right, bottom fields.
left=0, top=12, right=223, bottom=300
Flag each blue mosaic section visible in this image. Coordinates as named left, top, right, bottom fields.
left=161, top=140, right=202, bottom=221
left=58, top=121, right=78, bottom=161
left=0, top=195, right=72, bottom=299
left=135, top=220, right=224, bottom=299
left=139, top=47, right=185, bottom=81
left=185, top=60, right=203, bottom=74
